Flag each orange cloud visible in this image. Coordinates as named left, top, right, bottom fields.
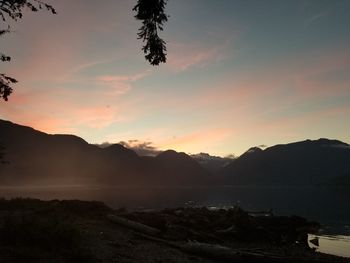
left=157, top=128, right=232, bottom=153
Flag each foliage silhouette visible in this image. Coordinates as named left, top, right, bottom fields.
left=0, top=28, right=16, bottom=101
left=133, top=0, right=168, bottom=65
left=0, top=0, right=56, bottom=101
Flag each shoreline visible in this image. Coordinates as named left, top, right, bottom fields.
left=1, top=198, right=350, bottom=262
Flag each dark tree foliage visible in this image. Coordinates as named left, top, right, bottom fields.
left=0, top=28, right=15, bottom=101
left=0, top=0, right=56, bottom=101
left=133, top=0, right=168, bottom=65
left=0, top=73, right=16, bottom=101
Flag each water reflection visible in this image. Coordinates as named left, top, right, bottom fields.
left=308, top=234, right=350, bottom=258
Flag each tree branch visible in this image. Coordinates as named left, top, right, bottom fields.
left=133, top=0, right=168, bottom=65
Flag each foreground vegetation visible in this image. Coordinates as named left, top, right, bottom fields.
left=0, top=198, right=110, bottom=262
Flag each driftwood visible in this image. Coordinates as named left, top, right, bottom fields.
left=136, top=232, right=290, bottom=263
left=138, top=233, right=331, bottom=263
left=108, top=214, right=302, bottom=262
left=107, top=213, right=331, bottom=263
left=180, top=241, right=285, bottom=262
left=107, top=214, right=161, bottom=236
left=165, top=223, right=225, bottom=242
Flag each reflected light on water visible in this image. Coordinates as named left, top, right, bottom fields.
left=308, top=234, right=350, bottom=258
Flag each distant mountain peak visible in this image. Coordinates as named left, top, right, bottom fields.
left=104, top=143, right=139, bottom=158
left=51, top=134, right=88, bottom=145
left=106, top=143, right=129, bottom=151
left=156, top=150, right=188, bottom=160
left=191, top=152, right=234, bottom=173
left=221, top=137, right=350, bottom=186
left=158, top=149, right=178, bottom=155
left=239, top=147, right=263, bottom=159
left=315, top=138, right=349, bottom=147
left=245, top=147, right=263, bottom=154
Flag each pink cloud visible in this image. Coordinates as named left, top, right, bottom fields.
left=248, top=103, right=350, bottom=139
left=96, top=71, right=151, bottom=96
left=74, top=106, right=117, bottom=129
left=0, top=80, right=142, bottom=135
left=292, top=50, right=350, bottom=98
left=98, top=72, right=149, bottom=83
left=0, top=89, right=75, bottom=134
left=197, top=46, right=350, bottom=116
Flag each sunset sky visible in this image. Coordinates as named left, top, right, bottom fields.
left=1, top=0, right=350, bottom=156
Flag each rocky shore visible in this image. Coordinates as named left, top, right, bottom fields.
left=0, top=198, right=349, bottom=262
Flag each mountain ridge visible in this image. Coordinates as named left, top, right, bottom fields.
left=1, top=119, right=350, bottom=187
left=220, top=138, right=350, bottom=186
left=0, top=119, right=209, bottom=186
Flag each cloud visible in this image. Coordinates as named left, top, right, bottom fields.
left=98, top=72, right=149, bottom=83
left=305, top=12, right=327, bottom=27
left=3, top=0, right=146, bottom=89
left=70, top=57, right=119, bottom=75
left=99, top=126, right=233, bottom=157
left=292, top=48, right=350, bottom=98
left=96, top=71, right=151, bottom=95
left=96, top=140, right=161, bottom=156
left=119, top=140, right=161, bottom=156
left=74, top=106, right=117, bottom=129
left=157, top=128, right=232, bottom=154
left=166, top=40, right=230, bottom=72
left=196, top=45, right=350, bottom=117
left=0, top=80, right=143, bottom=134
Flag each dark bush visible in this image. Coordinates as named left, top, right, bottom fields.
left=0, top=199, right=98, bottom=262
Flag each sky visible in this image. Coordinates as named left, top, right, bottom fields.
left=1, top=0, right=350, bottom=157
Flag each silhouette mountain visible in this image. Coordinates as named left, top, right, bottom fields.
left=154, top=150, right=210, bottom=185
left=1, top=119, right=350, bottom=187
left=0, top=119, right=209, bottom=186
left=220, top=139, right=350, bottom=186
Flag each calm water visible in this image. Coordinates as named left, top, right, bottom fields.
left=308, top=234, right=350, bottom=258
left=1, top=185, right=350, bottom=257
